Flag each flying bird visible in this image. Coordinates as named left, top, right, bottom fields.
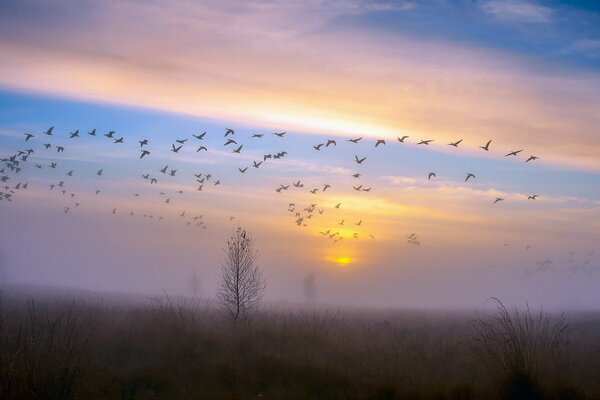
left=397, top=136, right=409, bottom=143
left=347, top=137, right=362, bottom=143
left=417, top=139, right=433, bottom=145
left=479, top=140, right=492, bottom=151
left=96, top=169, right=103, bottom=176
left=140, top=150, right=150, bottom=158
left=293, top=180, right=303, bottom=188
left=44, top=126, right=54, bottom=135
left=171, top=144, right=182, bottom=153
left=313, top=143, right=324, bottom=150
left=493, top=197, right=504, bottom=204
left=326, top=139, right=336, bottom=147
left=139, top=139, right=149, bottom=147
left=355, top=155, right=367, bottom=164
left=225, top=128, right=235, bottom=137
left=88, top=129, right=96, bottom=136
left=465, top=173, right=475, bottom=182
left=194, top=132, right=206, bottom=140
left=375, top=139, right=386, bottom=147
left=176, top=138, right=188, bottom=144
left=428, top=172, right=436, bottom=180
left=253, top=161, right=262, bottom=168
left=273, top=131, right=286, bottom=137
left=239, top=167, right=248, bottom=173
left=233, top=144, right=243, bottom=153
left=224, top=139, right=237, bottom=146
left=251, top=133, right=264, bottom=138
left=114, top=137, right=124, bottom=144
left=70, top=130, right=80, bottom=138
left=505, top=149, right=523, bottom=157
left=525, top=155, right=539, bottom=163
left=528, top=194, right=540, bottom=200
left=105, top=131, right=115, bottom=138
left=24, top=133, right=34, bottom=141
left=448, top=139, right=463, bottom=147
left=160, top=165, right=168, bottom=174
left=196, top=146, right=207, bottom=152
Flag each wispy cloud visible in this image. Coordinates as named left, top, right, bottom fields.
left=479, top=0, right=553, bottom=23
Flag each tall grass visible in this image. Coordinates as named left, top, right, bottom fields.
left=0, top=296, right=93, bottom=399
left=471, top=298, right=569, bottom=399
left=0, top=291, right=598, bottom=399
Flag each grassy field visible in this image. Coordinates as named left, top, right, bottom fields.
left=1, top=288, right=599, bottom=400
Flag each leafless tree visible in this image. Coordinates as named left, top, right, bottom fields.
left=303, top=273, right=317, bottom=304
left=217, top=227, right=265, bottom=324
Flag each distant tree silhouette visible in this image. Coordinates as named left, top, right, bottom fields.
left=217, top=227, right=265, bottom=325
left=303, top=273, right=317, bottom=304
left=188, top=269, right=201, bottom=297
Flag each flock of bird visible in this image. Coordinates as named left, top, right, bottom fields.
left=0, top=125, right=595, bottom=272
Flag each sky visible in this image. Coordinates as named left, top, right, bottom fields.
left=0, top=0, right=599, bottom=309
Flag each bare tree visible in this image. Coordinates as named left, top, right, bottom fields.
left=217, top=227, right=265, bottom=324
left=303, top=273, right=317, bottom=304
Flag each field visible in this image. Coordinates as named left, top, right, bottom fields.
left=1, top=288, right=600, bottom=400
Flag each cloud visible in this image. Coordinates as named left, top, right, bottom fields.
left=479, top=0, right=553, bottom=23
left=0, top=0, right=599, bottom=172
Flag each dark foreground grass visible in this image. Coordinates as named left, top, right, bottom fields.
left=1, top=291, right=599, bottom=400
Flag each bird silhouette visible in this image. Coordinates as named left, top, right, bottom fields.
left=114, top=137, right=124, bottom=144
left=176, top=138, right=188, bottom=144
left=326, top=139, right=336, bottom=147
left=352, top=173, right=361, bottom=178
left=313, top=143, right=324, bottom=150
left=70, top=130, right=80, bottom=138
left=57, top=146, right=65, bottom=153
left=171, top=144, right=182, bottom=153
left=448, top=139, right=463, bottom=147
left=397, top=136, right=409, bottom=143
left=505, top=149, right=523, bottom=157
left=251, top=133, right=264, bottom=138
left=160, top=165, right=168, bottom=174
left=465, top=173, right=475, bottom=182
left=96, top=169, right=103, bottom=176
left=24, top=133, right=34, bottom=141
left=239, top=167, right=248, bottom=173
left=347, top=137, right=362, bottom=143
left=355, top=155, right=367, bottom=164
left=88, top=129, right=96, bottom=136
left=139, top=139, right=149, bottom=147
left=528, top=194, right=540, bottom=200
left=353, top=185, right=363, bottom=191
left=196, top=146, right=207, bottom=152
left=335, top=203, right=341, bottom=208
left=233, top=144, right=243, bottom=153
left=525, top=155, right=539, bottom=163
left=493, top=197, right=504, bottom=204
left=417, top=139, right=433, bottom=145
left=224, top=139, right=237, bottom=146
left=253, top=161, right=262, bottom=168
left=44, top=126, right=54, bottom=135
left=194, top=132, right=206, bottom=140
left=225, top=128, right=235, bottom=137
left=273, top=131, right=286, bottom=137
left=140, top=150, right=150, bottom=158
left=479, top=140, right=492, bottom=151
left=105, top=131, right=115, bottom=138
left=428, top=172, right=436, bottom=180
left=44, top=143, right=51, bottom=149
left=323, top=184, right=331, bottom=191
left=375, top=139, right=386, bottom=147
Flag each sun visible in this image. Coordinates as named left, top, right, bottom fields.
left=335, top=257, right=351, bottom=265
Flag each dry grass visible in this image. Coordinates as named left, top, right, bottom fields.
left=0, top=291, right=599, bottom=400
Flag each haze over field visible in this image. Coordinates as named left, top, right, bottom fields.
left=0, top=0, right=599, bottom=309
